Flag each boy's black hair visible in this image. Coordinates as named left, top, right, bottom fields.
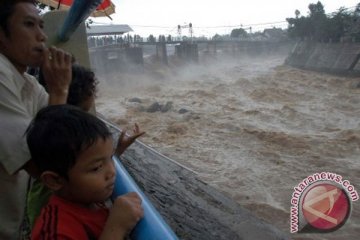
left=38, top=64, right=98, bottom=106
left=0, top=0, right=36, bottom=37
left=26, top=104, right=112, bottom=178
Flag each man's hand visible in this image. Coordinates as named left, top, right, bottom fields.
left=115, top=123, right=145, bottom=156
left=41, top=46, right=72, bottom=105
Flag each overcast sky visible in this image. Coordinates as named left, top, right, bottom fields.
left=91, top=0, right=360, bottom=37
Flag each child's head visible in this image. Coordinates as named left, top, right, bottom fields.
left=67, top=64, right=98, bottom=111
left=39, top=64, right=98, bottom=112
left=26, top=105, right=116, bottom=204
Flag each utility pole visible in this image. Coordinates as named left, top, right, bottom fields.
left=177, top=23, right=193, bottom=42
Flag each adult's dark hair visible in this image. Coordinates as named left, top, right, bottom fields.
left=26, top=104, right=112, bottom=178
left=0, top=0, right=36, bottom=36
left=38, top=64, right=98, bottom=106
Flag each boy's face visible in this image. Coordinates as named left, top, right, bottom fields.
left=0, top=2, right=47, bottom=73
left=60, top=137, right=116, bottom=205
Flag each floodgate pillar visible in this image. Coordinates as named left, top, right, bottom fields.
left=156, top=43, right=168, bottom=65
left=175, top=42, right=199, bottom=62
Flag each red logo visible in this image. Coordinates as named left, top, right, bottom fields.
left=301, top=183, right=351, bottom=232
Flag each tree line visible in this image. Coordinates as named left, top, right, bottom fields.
left=229, top=1, right=360, bottom=43
left=286, top=1, right=360, bottom=42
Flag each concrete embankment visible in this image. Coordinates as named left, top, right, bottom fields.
left=285, top=41, right=360, bottom=76
left=100, top=116, right=289, bottom=240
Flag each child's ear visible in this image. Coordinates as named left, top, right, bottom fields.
left=40, top=171, right=66, bottom=191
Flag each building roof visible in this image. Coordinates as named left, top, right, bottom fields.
left=86, top=24, right=133, bottom=36
left=263, top=28, right=286, bottom=40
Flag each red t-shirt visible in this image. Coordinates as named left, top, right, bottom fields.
left=31, top=195, right=109, bottom=240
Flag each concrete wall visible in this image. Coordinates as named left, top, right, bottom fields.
left=156, top=43, right=168, bottom=65
left=89, top=45, right=143, bottom=76
left=208, top=41, right=289, bottom=56
left=285, top=41, right=360, bottom=75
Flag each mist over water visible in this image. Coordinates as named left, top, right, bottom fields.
left=95, top=52, right=360, bottom=240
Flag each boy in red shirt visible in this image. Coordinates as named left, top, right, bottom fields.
left=26, top=105, right=144, bottom=239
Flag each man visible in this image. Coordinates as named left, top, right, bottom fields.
left=0, top=0, right=72, bottom=238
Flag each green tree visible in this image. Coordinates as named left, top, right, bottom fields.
left=158, top=35, right=166, bottom=42
left=286, top=16, right=312, bottom=40
left=286, top=1, right=358, bottom=42
left=230, top=28, right=248, bottom=38
left=212, top=34, right=222, bottom=40
left=133, top=34, right=143, bottom=42
left=308, top=1, right=328, bottom=41
left=36, top=2, right=55, bottom=11
left=326, top=8, right=352, bottom=41
left=147, top=34, right=156, bottom=43
left=350, top=3, right=360, bottom=41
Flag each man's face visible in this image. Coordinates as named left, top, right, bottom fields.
left=0, top=2, right=47, bottom=73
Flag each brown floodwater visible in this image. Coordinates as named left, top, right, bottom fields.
left=96, top=53, right=360, bottom=240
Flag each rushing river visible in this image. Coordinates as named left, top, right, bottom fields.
left=96, top=52, right=360, bottom=240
